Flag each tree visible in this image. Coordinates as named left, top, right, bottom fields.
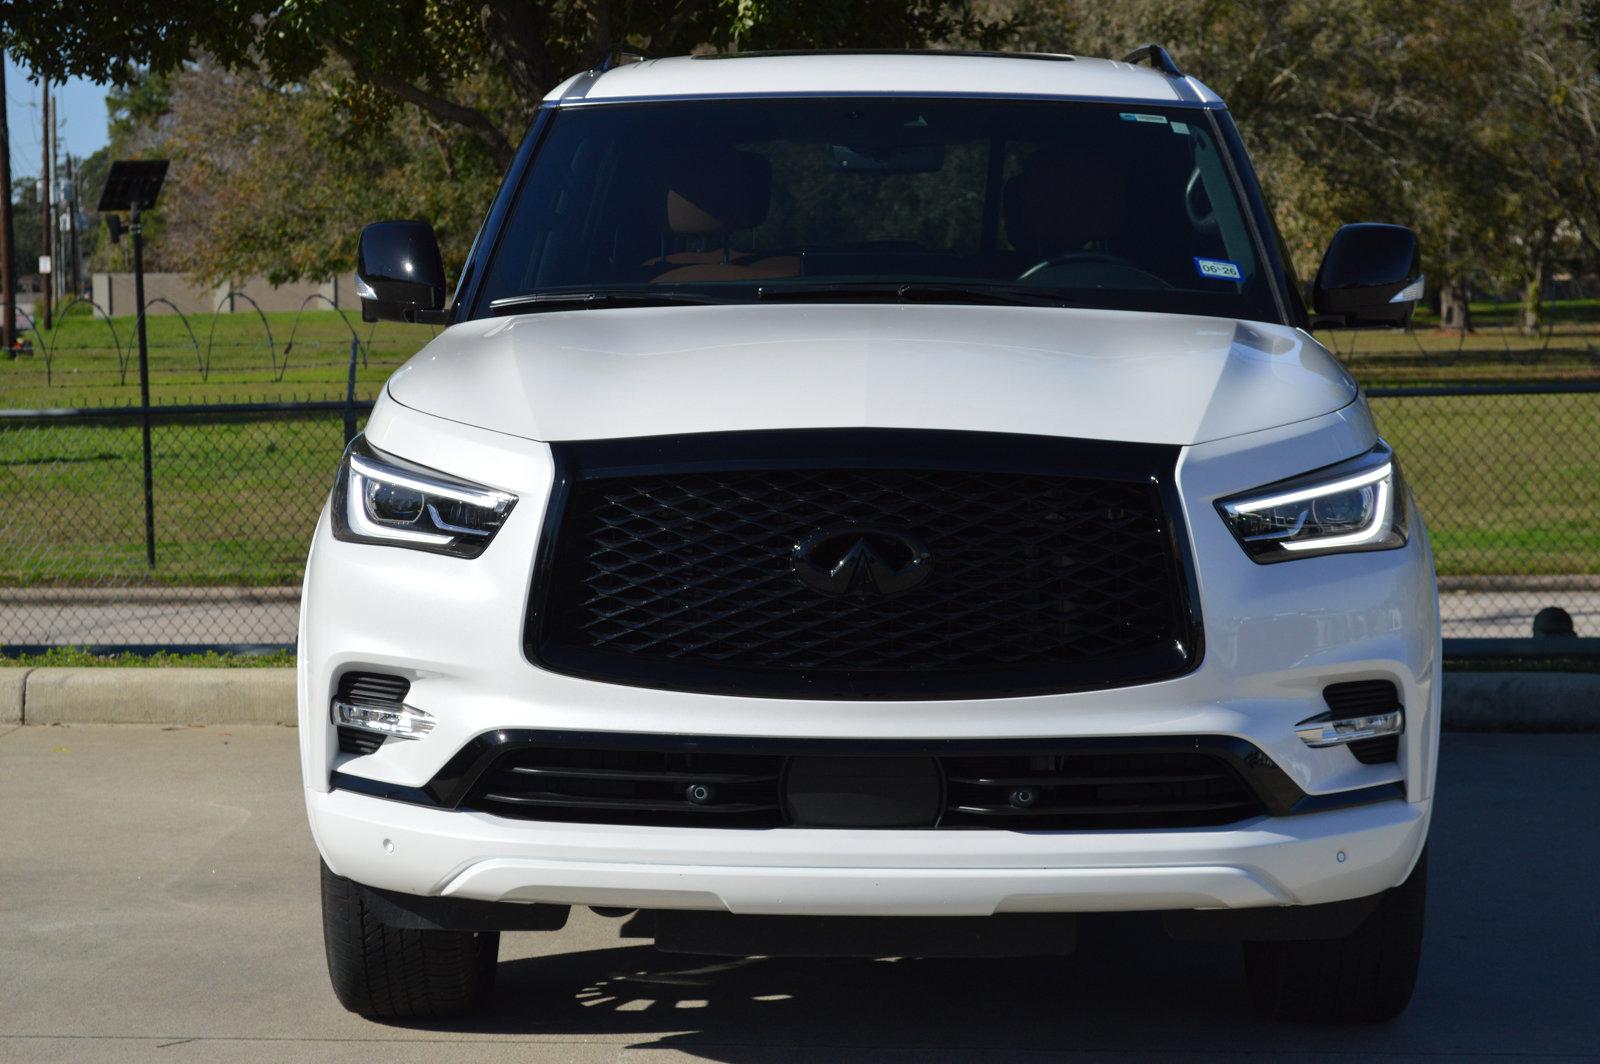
left=2, top=1, right=1014, bottom=171
left=155, top=59, right=504, bottom=284
left=9, top=179, right=42, bottom=287
left=1014, top=0, right=1559, bottom=332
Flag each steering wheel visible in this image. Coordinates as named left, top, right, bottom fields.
left=1017, top=250, right=1170, bottom=288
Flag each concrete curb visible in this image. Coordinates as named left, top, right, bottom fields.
left=5, top=668, right=1598, bottom=732
left=1441, top=671, right=1600, bottom=732
left=19, top=667, right=297, bottom=725
left=1, top=668, right=28, bottom=724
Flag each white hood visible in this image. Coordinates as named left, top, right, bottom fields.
left=386, top=304, right=1355, bottom=446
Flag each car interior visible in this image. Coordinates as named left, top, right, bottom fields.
left=480, top=97, right=1267, bottom=316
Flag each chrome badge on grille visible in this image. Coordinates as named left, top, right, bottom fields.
left=791, top=526, right=933, bottom=599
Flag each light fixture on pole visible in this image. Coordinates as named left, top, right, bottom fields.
left=97, top=159, right=171, bottom=569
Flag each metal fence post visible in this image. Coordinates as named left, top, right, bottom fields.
left=133, top=204, right=156, bottom=568
left=343, top=336, right=359, bottom=445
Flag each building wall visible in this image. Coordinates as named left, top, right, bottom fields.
left=90, top=274, right=358, bottom=318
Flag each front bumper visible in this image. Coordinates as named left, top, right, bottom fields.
left=300, top=400, right=1441, bottom=917
left=308, top=786, right=1430, bottom=915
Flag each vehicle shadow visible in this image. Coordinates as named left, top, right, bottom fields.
left=394, top=913, right=1420, bottom=1061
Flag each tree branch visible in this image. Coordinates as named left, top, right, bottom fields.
left=332, top=43, right=516, bottom=169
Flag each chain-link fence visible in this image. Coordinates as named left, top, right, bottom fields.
left=1367, top=383, right=1600, bottom=639
left=0, top=386, right=1596, bottom=648
left=1, top=402, right=366, bottom=647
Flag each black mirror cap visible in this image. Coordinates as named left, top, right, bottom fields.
left=356, top=221, right=448, bottom=324
left=1313, top=223, right=1422, bottom=328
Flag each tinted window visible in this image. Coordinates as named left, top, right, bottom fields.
left=476, top=98, right=1280, bottom=323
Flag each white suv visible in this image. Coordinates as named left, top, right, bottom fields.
left=303, top=48, right=1438, bottom=1023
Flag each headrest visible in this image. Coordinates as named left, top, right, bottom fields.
left=1003, top=145, right=1130, bottom=258
left=657, top=150, right=772, bottom=235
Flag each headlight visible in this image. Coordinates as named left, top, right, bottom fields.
left=1217, top=441, right=1407, bottom=562
left=331, top=435, right=516, bottom=558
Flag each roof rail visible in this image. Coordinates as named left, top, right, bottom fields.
left=1122, top=44, right=1185, bottom=78
left=594, top=48, right=648, bottom=73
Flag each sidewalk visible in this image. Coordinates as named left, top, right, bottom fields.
left=0, top=587, right=299, bottom=645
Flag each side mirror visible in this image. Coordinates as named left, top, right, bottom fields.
left=1312, top=223, right=1423, bottom=328
left=356, top=221, right=448, bottom=324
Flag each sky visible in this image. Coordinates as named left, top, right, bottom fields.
left=6, top=60, right=112, bottom=183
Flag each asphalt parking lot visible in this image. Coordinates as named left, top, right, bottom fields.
left=2, top=724, right=1596, bottom=1063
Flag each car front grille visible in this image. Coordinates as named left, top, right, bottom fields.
left=527, top=429, right=1198, bottom=698
left=463, top=737, right=1266, bottom=830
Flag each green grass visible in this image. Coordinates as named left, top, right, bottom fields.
left=0, top=413, right=349, bottom=586
left=5, top=301, right=1596, bottom=406
left=2, top=301, right=1597, bottom=587
left=0, top=647, right=295, bottom=667
left=4, top=309, right=431, bottom=408
left=1315, top=297, right=1600, bottom=386
left=1367, top=391, right=1600, bottom=576
left=1443, top=655, right=1600, bottom=672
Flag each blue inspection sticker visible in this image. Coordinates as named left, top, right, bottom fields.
left=1194, top=257, right=1243, bottom=281
left=1120, top=112, right=1169, bottom=124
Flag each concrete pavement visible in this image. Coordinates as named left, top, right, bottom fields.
left=2, top=725, right=1597, bottom=1062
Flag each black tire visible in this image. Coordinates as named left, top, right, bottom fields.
left=320, top=860, right=499, bottom=1020
left=1244, top=849, right=1427, bottom=1023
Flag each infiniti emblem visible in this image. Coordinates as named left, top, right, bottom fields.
left=791, top=526, right=933, bottom=599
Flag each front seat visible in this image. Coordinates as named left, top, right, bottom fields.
left=1003, top=144, right=1132, bottom=265
left=646, top=150, right=798, bottom=282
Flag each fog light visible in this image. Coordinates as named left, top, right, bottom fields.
left=1294, top=710, right=1402, bottom=748
left=333, top=699, right=435, bottom=740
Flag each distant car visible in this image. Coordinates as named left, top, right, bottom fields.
left=302, top=47, right=1438, bottom=1023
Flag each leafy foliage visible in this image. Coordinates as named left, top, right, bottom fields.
left=1020, top=0, right=1599, bottom=326
left=4, top=0, right=1597, bottom=323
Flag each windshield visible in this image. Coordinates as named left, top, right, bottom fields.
left=474, top=97, right=1280, bottom=322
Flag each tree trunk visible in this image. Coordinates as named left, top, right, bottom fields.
left=1520, top=272, right=1544, bottom=336
left=1439, top=276, right=1473, bottom=332
left=1519, top=220, right=1556, bottom=337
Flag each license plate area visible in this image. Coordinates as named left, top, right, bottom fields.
left=782, top=755, right=942, bottom=828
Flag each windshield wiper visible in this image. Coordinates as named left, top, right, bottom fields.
left=488, top=290, right=718, bottom=314
left=757, top=282, right=1072, bottom=308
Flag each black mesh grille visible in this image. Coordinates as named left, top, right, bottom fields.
left=530, top=431, right=1196, bottom=698
left=1322, top=680, right=1402, bottom=765
left=1323, top=680, right=1401, bottom=715
left=464, top=741, right=1265, bottom=829
left=941, top=750, right=1262, bottom=828
left=334, top=672, right=410, bottom=756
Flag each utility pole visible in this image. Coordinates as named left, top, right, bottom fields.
left=40, top=77, right=52, bottom=330
left=67, top=156, right=80, bottom=298
left=0, top=53, right=16, bottom=354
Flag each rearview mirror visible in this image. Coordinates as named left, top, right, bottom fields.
left=1312, top=223, right=1422, bottom=328
left=356, top=221, right=448, bottom=324
left=826, top=142, right=945, bottom=173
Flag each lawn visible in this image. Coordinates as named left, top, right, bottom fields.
left=3, top=306, right=432, bottom=408
left=0, top=412, right=350, bottom=587
left=1, top=301, right=1597, bottom=587
left=5, top=300, right=1598, bottom=409
left=1368, top=392, right=1600, bottom=576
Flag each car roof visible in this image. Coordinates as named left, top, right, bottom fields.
left=544, top=51, right=1223, bottom=107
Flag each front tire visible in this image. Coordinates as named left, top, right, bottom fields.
left=1243, top=849, right=1427, bottom=1022
left=320, top=860, right=499, bottom=1020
